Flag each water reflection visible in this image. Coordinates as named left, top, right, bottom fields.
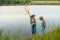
left=0, top=5, right=60, bottom=38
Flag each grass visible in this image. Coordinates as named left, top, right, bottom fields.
left=4, top=33, right=14, bottom=40
left=0, top=28, right=3, bottom=40
left=34, top=26, right=60, bottom=40
left=0, top=26, right=60, bottom=40
left=0, top=28, right=20, bottom=40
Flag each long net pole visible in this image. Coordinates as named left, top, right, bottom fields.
left=24, top=6, right=30, bottom=17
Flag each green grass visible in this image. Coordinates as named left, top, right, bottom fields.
left=0, top=26, right=60, bottom=40
left=0, top=28, right=3, bottom=40
left=0, top=28, right=20, bottom=40
left=4, top=33, right=14, bottom=40
left=34, top=26, right=60, bottom=40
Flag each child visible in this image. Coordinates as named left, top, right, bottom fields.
left=30, top=15, right=36, bottom=40
left=39, top=16, right=46, bottom=35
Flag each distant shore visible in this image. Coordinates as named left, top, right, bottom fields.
left=31, top=1, right=60, bottom=5
left=0, top=1, right=60, bottom=6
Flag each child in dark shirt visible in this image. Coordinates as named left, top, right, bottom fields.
left=30, top=15, right=36, bottom=40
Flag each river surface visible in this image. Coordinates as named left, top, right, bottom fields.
left=0, top=5, right=60, bottom=38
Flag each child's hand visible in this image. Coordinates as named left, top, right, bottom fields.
left=31, top=23, right=35, bottom=26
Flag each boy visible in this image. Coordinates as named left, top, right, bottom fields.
left=39, top=16, right=46, bottom=35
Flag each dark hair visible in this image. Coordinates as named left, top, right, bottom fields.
left=30, top=15, right=35, bottom=18
left=40, top=16, right=43, bottom=20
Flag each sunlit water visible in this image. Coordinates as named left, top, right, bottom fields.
left=0, top=5, right=60, bottom=38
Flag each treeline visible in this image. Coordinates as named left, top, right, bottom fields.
left=32, top=0, right=59, bottom=1
left=0, top=0, right=30, bottom=5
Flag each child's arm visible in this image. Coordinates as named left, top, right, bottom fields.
left=34, top=19, right=36, bottom=24
left=43, top=19, right=46, bottom=26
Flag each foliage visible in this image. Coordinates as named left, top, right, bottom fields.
left=0, top=28, right=3, bottom=40
left=0, top=28, right=20, bottom=40
left=0, top=0, right=30, bottom=5
left=33, top=26, right=60, bottom=40
left=3, top=29, right=20, bottom=40
left=0, top=28, right=3, bottom=37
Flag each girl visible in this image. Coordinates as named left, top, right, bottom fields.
left=30, top=15, right=36, bottom=39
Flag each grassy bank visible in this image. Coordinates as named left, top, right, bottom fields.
left=0, top=26, right=60, bottom=40
left=0, top=28, right=20, bottom=40
left=34, top=26, right=60, bottom=40
left=31, top=1, right=60, bottom=5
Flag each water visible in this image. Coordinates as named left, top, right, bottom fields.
left=0, top=5, right=60, bottom=38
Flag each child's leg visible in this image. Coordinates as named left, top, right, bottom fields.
left=42, top=27, right=45, bottom=35
left=32, top=25, right=36, bottom=40
left=34, top=24, right=36, bottom=34
left=32, top=27, right=34, bottom=40
left=32, top=24, right=36, bottom=35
